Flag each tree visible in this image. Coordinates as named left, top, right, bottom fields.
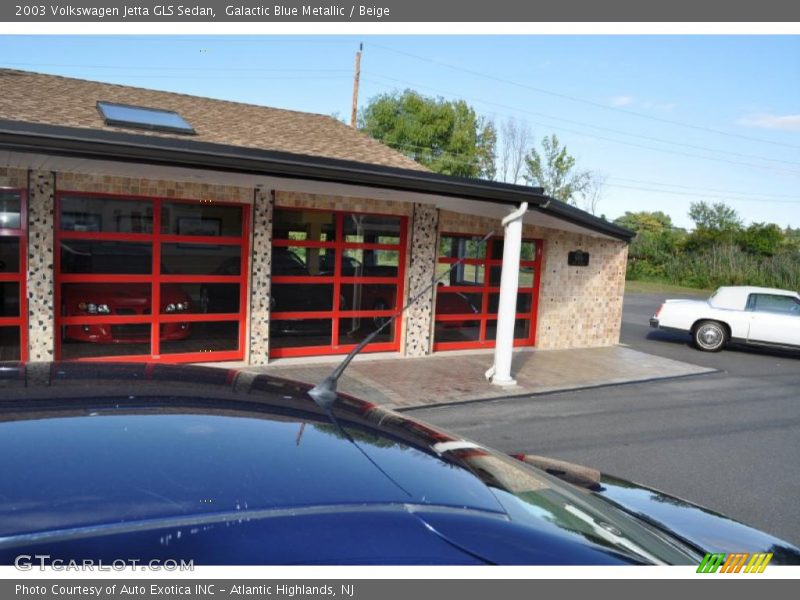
left=614, top=210, right=675, bottom=234
left=614, top=211, right=685, bottom=279
left=738, top=222, right=784, bottom=256
left=685, top=201, right=743, bottom=251
left=688, top=201, right=742, bottom=231
left=497, top=118, right=532, bottom=185
left=523, top=134, right=594, bottom=204
left=358, top=90, right=496, bottom=179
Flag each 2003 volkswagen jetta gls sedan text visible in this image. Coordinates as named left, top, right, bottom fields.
left=0, top=362, right=798, bottom=565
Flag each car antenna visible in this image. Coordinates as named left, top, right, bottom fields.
left=308, top=229, right=495, bottom=411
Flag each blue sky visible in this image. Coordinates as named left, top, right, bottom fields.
left=1, top=35, right=798, bottom=229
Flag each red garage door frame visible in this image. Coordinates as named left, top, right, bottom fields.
left=54, top=191, right=250, bottom=363
left=433, top=233, right=543, bottom=352
left=0, top=187, right=28, bottom=362
left=269, top=207, right=408, bottom=359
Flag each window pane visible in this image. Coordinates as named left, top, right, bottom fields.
left=0, top=191, right=22, bottom=229
left=0, top=326, right=20, bottom=361
left=436, top=292, right=482, bottom=315
left=270, top=319, right=332, bottom=348
left=60, top=196, right=153, bottom=233
left=486, top=319, right=531, bottom=341
left=271, top=284, right=333, bottom=312
left=61, top=323, right=151, bottom=359
left=488, top=293, right=533, bottom=314
left=273, top=247, right=333, bottom=277
left=0, top=238, right=20, bottom=273
left=752, top=294, right=800, bottom=314
left=62, top=283, right=153, bottom=317
left=0, top=282, right=20, bottom=317
left=341, top=284, right=397, bottom=312
left=490, top=239, right=537, bottom=262
left=343, top=214, right=401, bottom=245
left=273, top=209, right=336, bottom=242
left=489, top=266, right=535, bottom=287
left=160, top=321, right=239, bottom=355
left=161, top=243, right=241, bottom=275
left=160, top=283, right=239, bottom=315
left=339, top=318, right=395, bottom=345
left=60, top=241, right=152, bottom=274
left=434, top=320, right=482, bottom=343
left=98, top=102, right=194, bottom=134
left=162, top=203, right=243, bottom=238
left=340, top=249, right=399, bottom=278
left=439, top=235, right=486, bottom=259
left=436, top=262, right=484, bottom=286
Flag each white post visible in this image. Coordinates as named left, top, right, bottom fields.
left=486, top=202, right=528, bottom=386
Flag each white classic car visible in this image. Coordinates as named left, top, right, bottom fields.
left=650, top=286, right=800, bottom=352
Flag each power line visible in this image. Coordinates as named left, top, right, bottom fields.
left=366, top=73, right=799, bottom=168
left=606, top=176, right=800, bottom=200
left=603, top=183, right=800, bottom=203
left=370, top=43, right=800, bottom=151
left=371, top=139, right=799, bottom=204
left=2, top=61, right=351, bottom=73
left=361, top=77, right=800, bottom=178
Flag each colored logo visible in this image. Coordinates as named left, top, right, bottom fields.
left=696, top=552, right=772, bottom=573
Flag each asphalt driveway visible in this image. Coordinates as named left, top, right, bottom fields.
left=411, top=289, right=800, bottom=546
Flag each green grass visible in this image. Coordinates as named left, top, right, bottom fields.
left=624, top=279, right=712, bottom=296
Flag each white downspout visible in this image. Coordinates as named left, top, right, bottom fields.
left=485, top=202, right=528, bottom=386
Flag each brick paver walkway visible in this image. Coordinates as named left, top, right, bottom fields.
left=248, top=346, right=714, bottom=410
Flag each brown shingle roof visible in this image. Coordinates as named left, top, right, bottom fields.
left=0, top=68, right=428, bottom=171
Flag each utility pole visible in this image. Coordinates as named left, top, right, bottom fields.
left=350, top=43, right=362, bottom=128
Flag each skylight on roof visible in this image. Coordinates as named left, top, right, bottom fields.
left=97, top=101, right=195, bottom=134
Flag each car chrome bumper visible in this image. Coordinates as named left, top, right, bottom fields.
left=649, top=318, right=659, bottom=328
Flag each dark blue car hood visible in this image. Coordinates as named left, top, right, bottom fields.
left=0, top=362, right=798, bottom=565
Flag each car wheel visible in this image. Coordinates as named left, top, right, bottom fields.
left=693, top=320, right=728, bottom=352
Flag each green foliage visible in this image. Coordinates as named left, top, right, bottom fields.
left=623, top=202, right=796, bottom=291
left=359, top=89, right=496, bottom=179
left=614, top=211, right=674, bottom=234
left=738, top=222, right=784, bottom=256
left=658, top=244, right=799, bottom=291
left=523, top=134, right=593, bottom=203
left=688, top=201, right=742, bottom=231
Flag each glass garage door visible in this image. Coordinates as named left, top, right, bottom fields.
left=433, top=234, right=542, bottom=351
left=55, top=193, right=249, bottom=363
left=269, top=208, right=407, bottom=358
left=0, top=189, right=26, bottom=361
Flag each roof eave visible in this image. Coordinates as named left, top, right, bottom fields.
left=0, top=119, right=635, bottom=241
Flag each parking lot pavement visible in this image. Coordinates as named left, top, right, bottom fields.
left=411, top=290, right=800, bottom=545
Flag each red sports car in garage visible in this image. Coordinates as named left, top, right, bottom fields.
left=62, top=283, right=192, bottom=343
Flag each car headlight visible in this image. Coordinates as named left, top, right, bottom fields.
left=78, top=302, right=110, bottom=314
left=176, top=301, right=189, bottom=312
left=165, top=303, right=176, bottom=313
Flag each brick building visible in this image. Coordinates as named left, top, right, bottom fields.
left=0, top=69, right=633, bottom=366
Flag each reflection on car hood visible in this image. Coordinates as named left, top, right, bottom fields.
left=0, top=361, right=798, bottom=565
left=593, top=475, right=800, bottom=561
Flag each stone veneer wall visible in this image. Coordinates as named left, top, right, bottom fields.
left=404, top=203, right=439, bottom=357
left=439, top=210, right=628, bottom=350
left=28, top=171, right=56, bottom=361
left=249, top=188, right=273, bottom=365
left=56, top=173, right=252, bottom=204
left=0, top=167, right=28, bottom=188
